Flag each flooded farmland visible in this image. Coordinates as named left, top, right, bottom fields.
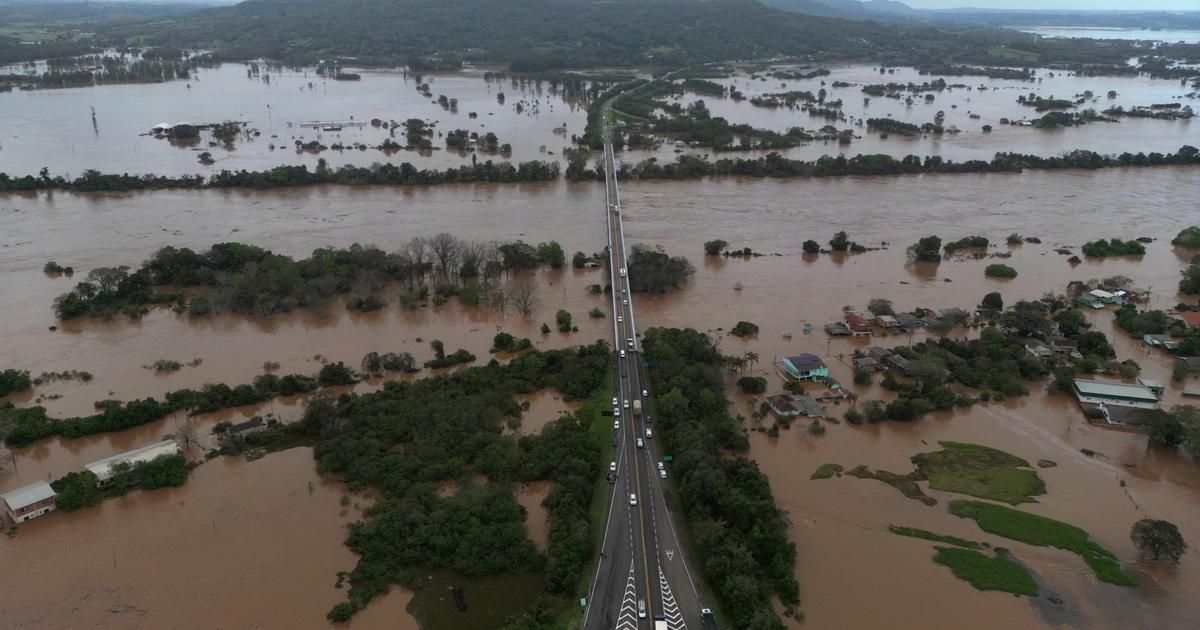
left=2, top=82, right=1200, bottom=628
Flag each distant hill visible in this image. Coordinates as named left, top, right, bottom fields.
left=97, top=0, right=1164, bottom=70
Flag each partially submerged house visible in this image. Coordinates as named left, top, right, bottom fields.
left=1142, top=334, right=1180, bottom=351
left=84, top=439, right=181, bottom=488
left=766, top=393, right=825, bottom=418
left=1024, top=339, right=1054, bottom=360
left=894, top=312, right=926, bottom=328
left=853, top=356, right=881, bottom=372
left=874, top=314, right=899, bottom=328
left=226, top=417, right=267, bottom=439
left=1072, top=379, right=1159, bottom=410
left=781, top=354, right=829, bottom=382
left=1, top=481, right=57, bottom=523
left=843, top=313, right=872, bottom=337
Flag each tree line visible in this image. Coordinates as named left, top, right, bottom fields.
left=52, top=237, right=571, bottom=320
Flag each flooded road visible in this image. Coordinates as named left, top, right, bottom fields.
left=0, top=447, right=419, bottom=629
left=1, top=164, right=1199, bottom=627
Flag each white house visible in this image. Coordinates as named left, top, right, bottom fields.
left=2, top=481, right=57, bottom=523
left=84, top=440, right=181, bottom=487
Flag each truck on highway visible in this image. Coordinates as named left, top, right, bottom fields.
left=654, top=616, right=668, bottom=630
left=701, top=608, right=718, bottom=630
left=632, top=400, right=642, bottom=416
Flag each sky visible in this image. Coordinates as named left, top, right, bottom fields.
left=905, top=0, right=1199, bottom=9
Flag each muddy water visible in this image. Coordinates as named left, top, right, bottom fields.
left=517, top=480, right=554, bottom=553
left=0, top=447, right=418, bottom=629
left=663, top=64, right=1199, bottom=163
left=2, top=166, right=1199, bottom=627
left=514, top=389, right=580, bottom=435
left=0, top=63, right=588, bottom=177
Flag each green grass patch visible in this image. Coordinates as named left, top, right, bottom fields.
left=889, top=526, right=983, bottom=549
left=846, top=465, right=937, bottom=506
left=949, top=500, right=1136, bottom=586
left=810, top=463, right=843, bottom=480
left=932, top=546, right=1039, bottom=596
left=912, top=441, right=1045, bottom=505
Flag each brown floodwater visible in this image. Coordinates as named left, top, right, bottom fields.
left=0, top=446, right=419, bottom=629
left=2, top=166, right=1199, bottom=628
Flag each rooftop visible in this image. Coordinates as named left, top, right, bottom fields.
left=1, top=480, right=56, bottom=510
left=1178, top=312, right=1200, bottom=327
left=85, top=439, right=181, bottom=482
left=785, top=353, right=826, bottom=370
left=1073, top=379, right=1158, bottom=403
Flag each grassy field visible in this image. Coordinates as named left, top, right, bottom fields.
left=847, top=465, right=937, bottom=506
left=810, top=463, right=843, bottom=480
left=949, top=500, right=1136, bottom=587
left=932, top=546, right=1039, bottom=596
left=913, top=441, right=1046, bottom=505
left=889, top=525, right=983, bottom=550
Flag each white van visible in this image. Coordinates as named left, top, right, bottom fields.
left=619, top=267, right=627, bottom=278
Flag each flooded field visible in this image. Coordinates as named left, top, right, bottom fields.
left=1016, top=27, right=1200, bottom=44
left=1, top=60, right=1196, bottom=179
left=0, top=63, right=591, bottom=177
left=2, top=163, right=1199, bottom=628
left=681, top=64, right=1199, bottom=163
left=0, top=447, right=419, bottom=629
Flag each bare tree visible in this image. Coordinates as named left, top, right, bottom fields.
left=406, top=237, right=429, bottom=285
left=459, top=241, right=485, bottom=279
left=509, top=278, right=537, bottom=315
left=428, top=232, right=462, bottom=283
left=175, top=422, right=201, bottom=450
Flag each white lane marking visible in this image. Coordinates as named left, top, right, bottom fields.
left=616, top=561, right=640, bottom=630
left=659, top=569, right=687, bottom=630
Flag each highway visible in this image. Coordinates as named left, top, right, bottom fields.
left=582, top=102, right=711, bottom=630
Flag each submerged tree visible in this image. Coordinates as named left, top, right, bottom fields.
left=1131, top=519, right=1187, bottom=564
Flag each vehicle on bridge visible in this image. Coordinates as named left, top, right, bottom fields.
left=619, top=267, right=626, bottom=278
left=654, top=616, right=669, bottom=630
left=629, top=493, right=637, bottom=506
left=636, top=437, right=644, bottom=449
left=701, top=608, right=718, bottom=630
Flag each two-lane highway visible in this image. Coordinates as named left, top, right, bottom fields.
left=583, top=102, right=711, bottom=630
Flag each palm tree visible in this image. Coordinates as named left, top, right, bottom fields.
left=744, top=350, right=759, bottom=371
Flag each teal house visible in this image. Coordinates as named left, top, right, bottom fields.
left=783, top=354, right=828, bottom=381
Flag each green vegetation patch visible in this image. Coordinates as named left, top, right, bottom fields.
left=949, top=500, right=1136, bottom=586
left=984, top=264, right=1018, bottom=279
left=912, top=441, right=1046, bottom=505
left=846, top=465, right=937, bottom=506
left=889, top=526, right=982, bottom=549
left=1081, top=238, right=1145, bottom=257
left=1172, top=226, right=1200, bottom=249
left=932, top=546, right=1039, bottom=596
left=811, top=463, right=843, bottom=480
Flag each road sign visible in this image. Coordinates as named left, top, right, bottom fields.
left=663, top=455, right=673, bottom=462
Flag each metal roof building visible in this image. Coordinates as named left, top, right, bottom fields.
left=84, top=439, right=181, bottom=485
left=1073, top=379, right=1159, bottom=409
left=2, top=480, right=57, bottom=523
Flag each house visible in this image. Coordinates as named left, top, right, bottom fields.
left=974, top=307, right=1002, bottom=320
left=853, top=356, right=881, bottom=372
left=1048, top=337, right=1078, bottom=354
left=1024, top=339, right=1054, bottom=360
left=885, top=354, right=914, bottom=376
left=1, top=481, right=57, bottom=523
left=150, top=122, right=173, bottom=134
left=1179, top=356, right=1200, bottom=374
left=843, top=313, right=872, bottom=337
left=1089, top=289, right=1116, bottom=304
left=1174, top=312, right=1200, bottom=330
left=227, top=417, right=267, bottom=438
left=782, top=354, right=829, bottom=381
left=766, top=393, right=825, bottom=418
left=1077, top=295, right=1105, bottom=309
left=935, top=307, right=969, bottom=322
left=1138, top=378, right=1165, bottom=397
left=84, top=439, right=182, bottom=488
left=874, top=314, right=899, bottom=328
left=824, top=322, right=851, bottom=336
left=867, top=346, right=892, bottom=362
left=894, top=312, right=926, bottom=328
left=1072, top=379, right=1159, bottom=410
left=1142, top=334, right=1180, bottom=351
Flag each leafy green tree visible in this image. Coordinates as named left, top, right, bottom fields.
left=1054, top=309, right=1088, bottom=337
left=985, top=264, right=1018, bottom=278
left=730, top=321, right=759, bottom=337
left=908, top=236, right=943, bottom=262
left=704, top=239, right=729, bottom=256
left=140, top=453, right=189, bottom=489
left=1131, top=519, right=1187, bottom=563
left=829, top=231, right=850, bottom=252
left=50, top=471, right=102, bottom=511
left=981, top=292, right=1003, bottom=310
left=536, top=241, right=565, bottom=269
left=1181, top=265, right=1200, bottom=295
left=555, top=310, right=572, bottom=332
left=867, top=298, right=894, bottom=316
left=802, top=240, right=820, bottom=254
left=0, top=369, right=32, bottom=397
left=737, top=376, right=767, bottom=393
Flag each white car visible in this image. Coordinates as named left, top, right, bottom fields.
left=612, top=397, right=618, bottom=407
left=629, top=493, right=637, bottom=506
left=627, top=338, right=634, bottom=348
left=660, top=469, right=667, bottom=479
left=618, top=316, right=623, bottom=323
left=657, top=462, right=665, bottom=471
left=645, top=428, right=653, bottom=439
left=610, top=461, right=617, bottom=473
left=642, top=389, right=648, bottom=397
left=613, top=420, right=620, bottom=430
left=620, top=350, right=626, bottom=358
left=623, top=299, right=628, bottom=305
left=623, top=399, right=630, bottom=409
left=636, top=437, right=644, bottom=449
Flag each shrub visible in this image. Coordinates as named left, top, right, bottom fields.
left=704, top=239, right=729, bottom=256
left=908, top=236, right=943, bottom=262
left=1081, top=239, right=1145, bottom=257
left=730, top=321, right=760, bottom=337
left=844, top=409, right=863, bottom=424
left=556, top=310, right=573, bottom=332
left=981, top=292, right=1003, bottom=310
left=829, top=231, right=850, bottom=252
left=1170, top=226, right=1200, bottom=249
left=1131, top=519, right=1187, bottom=563
left=736, top=376, right=767, bottom=393
left=802, top=240, right=820, bottom=254
left=589, top=307, right=604, bottom=318
left=140, top=453, right=189, bottom=489
left=985, top=264, right=1017, bottom=278
left=0, top=369, right=33, bottom=397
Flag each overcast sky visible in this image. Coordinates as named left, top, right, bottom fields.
left=906, top=0, right=1198, bottom=9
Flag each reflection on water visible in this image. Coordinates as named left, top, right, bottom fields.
left=406, top=569, right=544, bottom=630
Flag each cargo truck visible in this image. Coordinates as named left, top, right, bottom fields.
left=632, top=399, right=642, bottom=416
